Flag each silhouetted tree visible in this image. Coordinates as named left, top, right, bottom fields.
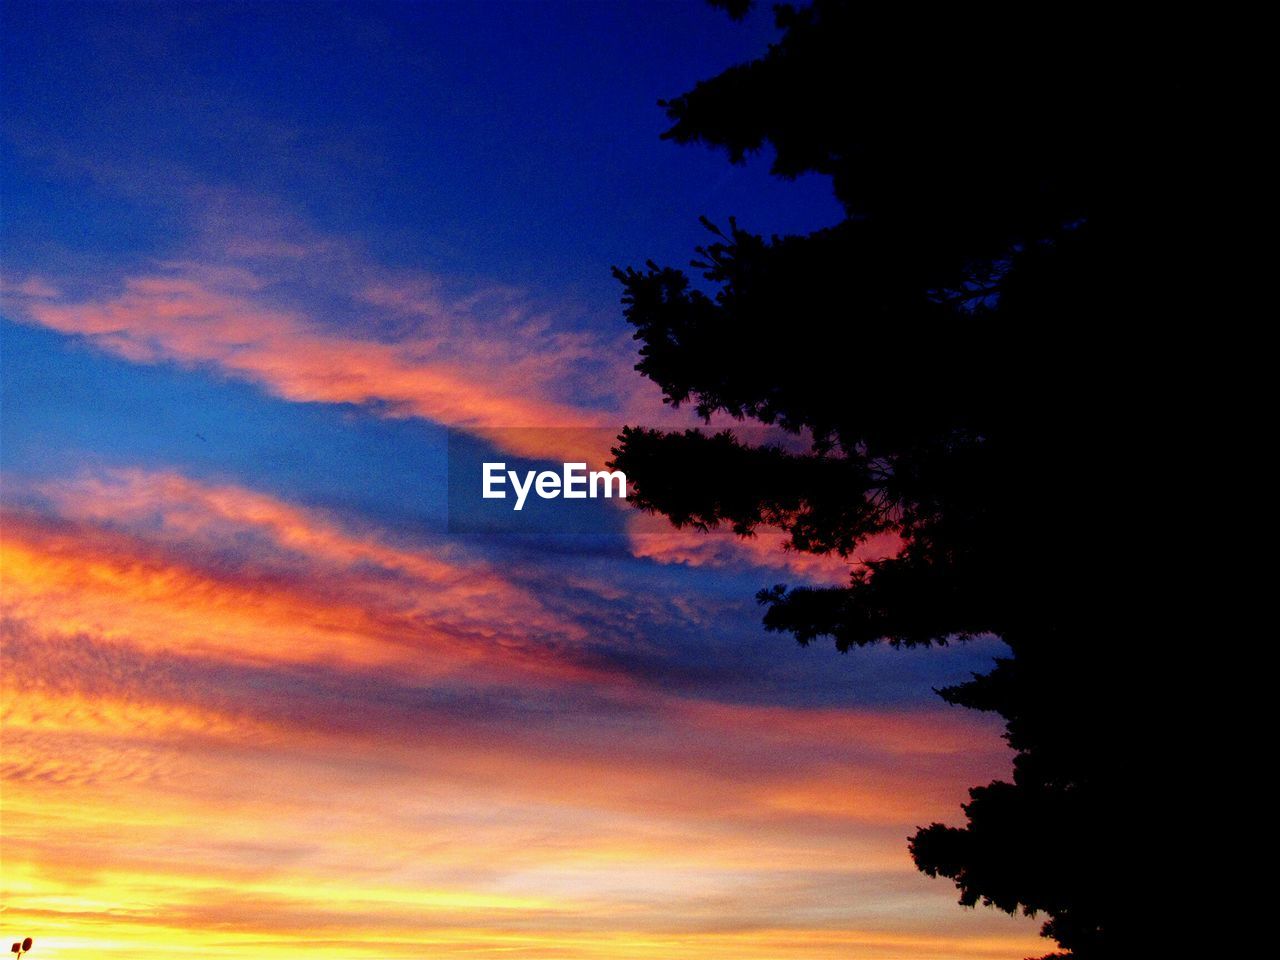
left=612, top=4, right=1203, bottom=956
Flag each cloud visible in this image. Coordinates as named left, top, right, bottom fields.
left=0, top=274, right=61, bottom=299
left=1, top=193, right=888, bottom=578
left=626, top=513, right=904, bottom=584
left=15, top=271, right=616, bottom=452
left=1, top=464, right=1034, bottom=960
left=1, top=469, right=601, bottom=685
left=1, top=182, right=690, bottom=466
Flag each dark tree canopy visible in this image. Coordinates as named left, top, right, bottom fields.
left=612, top=3, right=1205, bottom=957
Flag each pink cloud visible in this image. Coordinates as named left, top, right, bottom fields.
left=6, top=199, right=882, bottom=575
left=627, top=513, right=903, bottom=584
left=0, top=273, right=61, bottom=299
left=2, top=469, right=602, bottom=685
left=1, top=466, right=1033, bottom=959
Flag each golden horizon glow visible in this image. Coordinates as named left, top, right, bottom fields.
left=2, top=468, right=1042, bottom=958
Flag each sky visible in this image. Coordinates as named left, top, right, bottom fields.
left=1, top=3, right=1043, bottom=958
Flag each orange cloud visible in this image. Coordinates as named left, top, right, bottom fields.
left=2, top=675, right=1038, bottom=960
left=1, top=470, right=602, bottom=686
left=4, top=223, right=874, bottom=576
left=627, top=513, right=903, bottom=584
left=19, top=274, right=609, bottom=450
left=0, top=467, right=1037, bottom=960
left=0, top=135, right=1043, bottom=960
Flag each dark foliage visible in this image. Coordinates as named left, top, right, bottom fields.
left=611, top=3, right=1205, bottom=956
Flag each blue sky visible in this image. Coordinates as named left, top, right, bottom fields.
left=0, top=4, right=1039, bottom=958
left=3, top=1, right=843, bottom=286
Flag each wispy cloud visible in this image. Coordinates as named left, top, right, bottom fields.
left=0, top=185, right=687, bottom=458
left=2, top=469, right=595, bottom=681
left=2, top=463, right=1032, bottom=958
left=627, top=513, right=903, bottom=583
left=13, top=271, right=613, bottom=447
left=2, top=195, right=875, bottom=581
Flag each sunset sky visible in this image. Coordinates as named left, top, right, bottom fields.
left=2, top=3, right=1043, bottom=957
